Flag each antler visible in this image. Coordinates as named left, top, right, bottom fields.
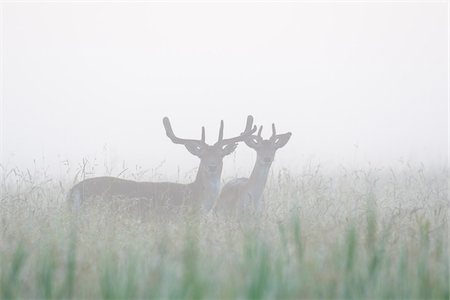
left=163, top=117, right=207, bottom=145
left=270, top=123, right=277, bottom=142
left=269, top=122, right=292, bottom=148
left=215, top=115, right=257, bottom=146
left=249, top=125, right=264, bottom=144
left=217, top=120, right=224, bottom=143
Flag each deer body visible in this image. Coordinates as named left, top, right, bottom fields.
left=68, top=116, right=256, bottom=216
left=216, top=124, right=291, bottom=217
left=217, top=163, right=272, bottom=216
left=69, top=176, right=215, bottom=215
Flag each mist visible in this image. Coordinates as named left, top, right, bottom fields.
left=2, top=2, right=448, bottom=177
left=1, top=4, right=449, bottom=298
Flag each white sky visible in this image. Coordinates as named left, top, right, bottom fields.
left=1, top=2, right=448, bottom=178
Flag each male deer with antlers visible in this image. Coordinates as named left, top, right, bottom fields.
left=215, top=123, right=291, bottom=217
left=68, top=116, right=256, bottom=216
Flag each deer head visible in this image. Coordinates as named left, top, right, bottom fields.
left=244, top=123, right=292, bottom=166
left=163, top=116, right=256, bottom=173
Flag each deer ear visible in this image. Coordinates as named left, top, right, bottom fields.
left=244, top=137, right=260, bottom=149
left=184, top=142, right=204, bottom=157
left=274, top=133, right=292, bottom=149
left=221, top=143, right=238, bottom=156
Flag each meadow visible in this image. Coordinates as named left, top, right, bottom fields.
left=0, top=161, right=448, bottom=299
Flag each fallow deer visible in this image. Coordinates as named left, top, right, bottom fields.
left=216, top=123, right=291, bottom=217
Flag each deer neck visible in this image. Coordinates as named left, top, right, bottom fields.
left=192, top=162, right=221, bottom=211
left=246, top=158, right=272, bottom=201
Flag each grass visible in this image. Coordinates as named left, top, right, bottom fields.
left=0, top=161, right=448, bottom=299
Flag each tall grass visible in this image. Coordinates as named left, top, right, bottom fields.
left=0, top=162, right=448, bottom=299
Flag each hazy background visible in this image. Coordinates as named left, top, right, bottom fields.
left=1, top=2, right=448, bottom=179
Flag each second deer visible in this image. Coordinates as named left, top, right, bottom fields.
left=215, top=123, right=291, bottom=217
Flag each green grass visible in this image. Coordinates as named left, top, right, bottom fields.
left=0, top=162, right=448, bottom=299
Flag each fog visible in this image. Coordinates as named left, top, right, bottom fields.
left=1, top=2, right=448, bottom=178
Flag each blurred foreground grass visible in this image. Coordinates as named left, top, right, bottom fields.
left=0, top=162, right=448, bottom=299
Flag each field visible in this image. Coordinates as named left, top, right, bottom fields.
left=0, top=161, right=448, bottom=299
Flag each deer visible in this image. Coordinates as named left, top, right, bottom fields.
left=67, top=115, right=257, bottom=217
left=215, top=123, right=291, bottom=217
